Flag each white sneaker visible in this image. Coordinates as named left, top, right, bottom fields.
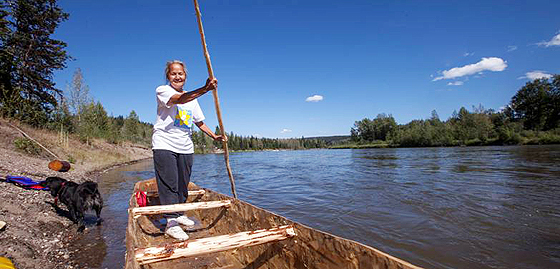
left=176, top=215, right=195, bottom=226
left=165, top=225, right=189, bottom=240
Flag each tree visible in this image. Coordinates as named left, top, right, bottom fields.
left=48, top=94, right=73, bottom=132
left=350, top=114, right=397, bottom=142
left=78, top=101, right=109, bottom=140
left=549, top=75, right=560, bottom=129
left=372, top=113, right=397, bottom=141
left=351, top=118, right=374, bottom=142
left=0, top=0, right=70, bottom=126
left=123, top=110, right=139, bottom=141
left=508, top=76, right=559, bottom=131
left=67, top=68, right=91, bottom=118
left=213, top=126, right=222, bottom=149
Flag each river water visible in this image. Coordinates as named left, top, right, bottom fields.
left=72, top=145, right=560, bottom=269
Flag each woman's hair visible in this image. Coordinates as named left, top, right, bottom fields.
left=164, top=60, right=188, bottom=83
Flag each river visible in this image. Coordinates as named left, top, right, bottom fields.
left=71, top=145, right=560, bottom=269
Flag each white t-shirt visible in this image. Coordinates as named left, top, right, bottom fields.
left=152, top=85, right=205, bottom=154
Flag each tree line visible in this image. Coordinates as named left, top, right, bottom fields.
left=192, top=126, right=327, bottom=153
left=350, top=75, right=560, bottom=147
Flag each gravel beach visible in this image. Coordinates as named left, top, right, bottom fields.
left=0, top=120, right=152, bottom=269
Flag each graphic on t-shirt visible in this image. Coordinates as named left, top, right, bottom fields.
left=174, top=107, right=193, bottom=130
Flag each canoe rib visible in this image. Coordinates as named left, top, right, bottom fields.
left=131, top=200, right=231, bottom=218
left=135, top=225, right=296, bottom=265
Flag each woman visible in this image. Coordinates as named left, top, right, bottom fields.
left=152, top=60, right=226, bottom=240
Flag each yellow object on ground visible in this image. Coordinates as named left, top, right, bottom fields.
left=0, top=257, right=15, bottom=269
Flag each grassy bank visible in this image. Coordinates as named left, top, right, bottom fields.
left=328, top=130, right=560, bottom=149
left=1, top=118, right=152, bottom=174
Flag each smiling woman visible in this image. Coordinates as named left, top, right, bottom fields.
left=151, top=60, right=226, bottom=240
left=165, top=60, right=187, bottom=90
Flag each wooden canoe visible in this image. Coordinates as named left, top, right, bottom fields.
left=125, top=178, right=424, bottom=269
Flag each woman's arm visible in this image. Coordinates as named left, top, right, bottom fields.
left=195, top=121, right=227, bottom=142
left=167, top=78, right=217, bottom=105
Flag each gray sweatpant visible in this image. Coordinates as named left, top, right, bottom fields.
left=153, top=149, right=193, bottom=219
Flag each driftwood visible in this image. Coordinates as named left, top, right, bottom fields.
left=135, top=225, right=296, bottom=265
left=131, top=200, right=231, bottom=218
left=7, top=122, right=72, bottom=172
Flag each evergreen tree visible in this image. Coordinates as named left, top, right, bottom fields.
left=0, top=0, right=70, bottom=126
left=123, top=110, right=140, bottom=142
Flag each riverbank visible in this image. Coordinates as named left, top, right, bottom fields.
left=0, top=119, right=152, bottom=269
left=328, top=134, right=560, bottom=149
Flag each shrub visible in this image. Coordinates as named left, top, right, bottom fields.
left=14, top=137, right=43, bottom=156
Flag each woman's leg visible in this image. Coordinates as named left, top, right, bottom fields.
left=153, top=149, right=181, bottom=219
left=176, top=153, right=193, bottom=203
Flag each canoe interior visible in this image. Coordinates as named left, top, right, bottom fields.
left=125, top=178, right=423, bottom=269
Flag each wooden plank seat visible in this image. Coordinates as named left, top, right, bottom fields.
left=131, top=200, right=232, bottom=218
left=135, top=225, right=296, bottom=265
left=144, top=189, right=206, bottom=197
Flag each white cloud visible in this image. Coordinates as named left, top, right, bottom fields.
left=447, top=81, right=464, bottom=86
left=433, top=57, right=507, bottom=81
left=518, top=70, right=553, bottom=80
left=507, top=45, right=518, bottom=52
left=537, top=33, right=560, bottom=47
left=463, top=52, right=474, bottom=57
left=280, top=128, right=292, bottom=134
left=305, top=95, right=323, bottom=102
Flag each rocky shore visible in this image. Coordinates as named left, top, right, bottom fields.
left=0, top=120, right=152, bottom=269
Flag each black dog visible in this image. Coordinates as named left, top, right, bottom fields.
left=42, top=177, right=103, bottom=232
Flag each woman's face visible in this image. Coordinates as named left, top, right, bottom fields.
left=168, top=63, right=186, bottom=90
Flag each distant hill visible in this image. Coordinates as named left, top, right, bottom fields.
left=303, top=135, right=351, bottom=145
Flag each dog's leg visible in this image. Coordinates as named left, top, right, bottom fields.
left=74, top=199, right=86, bottom=232
left=77, top=223, right=85, bottom=233
left=94, top=204, right=103, bottom=225
left=67, top=204, right=78, bottom=223
left=75, top=212, right=85, bottom=232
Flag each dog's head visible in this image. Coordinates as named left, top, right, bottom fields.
left=42, top=177, right=68, bottom=197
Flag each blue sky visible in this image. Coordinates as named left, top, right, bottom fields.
left=52, top=0, right=560, bottom=138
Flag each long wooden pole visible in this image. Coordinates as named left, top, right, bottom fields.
left=193, top=0, right=237, bottom=198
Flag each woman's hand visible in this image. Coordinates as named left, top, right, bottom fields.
left=205, top=78, right=218, bottom=92
left=214, top=134, right=227, bottom=142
